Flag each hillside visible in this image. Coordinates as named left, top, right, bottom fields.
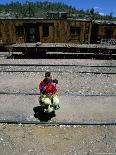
left=0, top=1, right=116, bottom=21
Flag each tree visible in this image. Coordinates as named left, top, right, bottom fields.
left=90, top=8, right=94, bottom=15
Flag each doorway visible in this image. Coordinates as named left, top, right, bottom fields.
left=24, top=23, right=39, bottom=43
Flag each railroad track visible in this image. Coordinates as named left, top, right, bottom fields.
left=0, top=63, right=116, bottom=125
left=0, top=92, right=116, bottom=96
left=0, top=63, right=116, bottom=67
left=0, top=120, right=116, bottom=125
left=0, top=64, right=116, bottom=74
left=0, top=91, right=116, bottom=125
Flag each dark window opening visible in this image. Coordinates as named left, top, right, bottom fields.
left=16, top=26, right=24, bottom=36
left=43, top=25, right=49, bottom=37
left=24, top=23, right=39, bottom=43
left=105, top=28, right=113, bottom=39
left=70, top=27, right=81, bottom=36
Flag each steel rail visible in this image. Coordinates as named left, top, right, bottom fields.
left=0, top=64, right=116, bottom=74
left=0, top=64, right=116, bottom=67
left=0, top=92, right=116, bottom=96
left=0, top=120, right=116, bottom=125
left=0, top=70, right=116, bottom=74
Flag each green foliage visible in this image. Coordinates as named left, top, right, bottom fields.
left=0, top=1, right=116, bottom=21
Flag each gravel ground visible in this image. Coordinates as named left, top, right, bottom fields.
left=0, top=95, right=116, bottom=123
left=0, top=65, right=116, bottom=73
left=0, top=59, right=116, bottom=66
left=0, top=124, right=116, bottom=155
left=0, top=59, right=116, bottom=95
left=0, top=59, right=116, bottom=154
left=0, top=71, right=116, bottom=94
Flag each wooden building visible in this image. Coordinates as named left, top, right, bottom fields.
left=90, top=21, right=116, bottom=43
left=0, top=18, right=91, bottom=45
left=0, top=17, right=116, bottom=45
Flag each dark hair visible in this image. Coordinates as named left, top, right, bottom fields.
left=45, top=72, right=51, bottom=77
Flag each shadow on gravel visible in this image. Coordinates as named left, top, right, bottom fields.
left=33, top=106, right=56, bottom=122
left=7, top=53, right=116, bottom=60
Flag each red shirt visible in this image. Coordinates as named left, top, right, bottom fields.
left=39, top=79, right=56, bottom=95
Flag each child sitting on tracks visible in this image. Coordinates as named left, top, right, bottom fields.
left=39, top=71, right=60, bottom=113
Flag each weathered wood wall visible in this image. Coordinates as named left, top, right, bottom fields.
left=0, top=19, right=116, bottom=45
left=97, top=24, right=116, bottom=40
left=39, top=20, right=91, bottom=43
left=0, top=19, right=91, bottom=44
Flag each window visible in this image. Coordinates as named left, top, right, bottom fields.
left=105, top=27, right=113, bottom=39
left=43, top=25, right=49, bottom=37
left=16, top=26, right=24, bottom=36
left=70, top=27, right=81, bottom=36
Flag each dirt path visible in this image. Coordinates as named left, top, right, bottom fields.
left=0, top=124, right=116, bottom=155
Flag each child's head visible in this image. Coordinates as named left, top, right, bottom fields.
left=45, top=72, right=52, bottom=80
